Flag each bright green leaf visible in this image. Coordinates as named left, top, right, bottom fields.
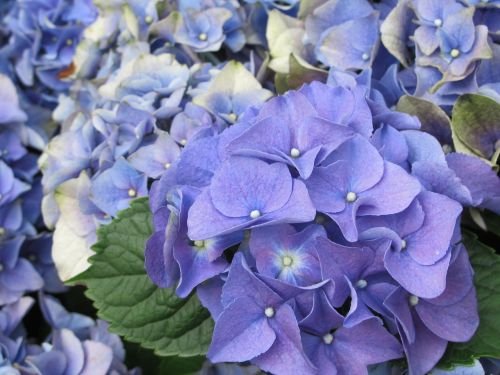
left=451, top=94, right=500, bottom=161
left=71, top=198, right=214, bottom=357
left=439, top=231, right=500, bottom=368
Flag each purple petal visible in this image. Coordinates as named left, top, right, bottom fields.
left=210, top=158, right=293, bottom=217
left=426, top=244, right=474, bottom=306
left=80, top=341, right=113, bottom=375
left=406, top=192, right=462, bottom=265
left=208, top=296, right=276, bottom=363
left=384, top=287, right=416, bottom=343
left=333, top=318, right=403, bottom=370
left=358, top=161, right=421, bottom=217
left=400, top=313, right=447, bottom=375
left=417, top=287, right=478, bottom=342
left=384, top=247, right=451, bottom=298
left=253, top=304, right=316, bottom=375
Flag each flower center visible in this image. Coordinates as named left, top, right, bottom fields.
left=164, top=162, right=171, bottom=169
left=290, top=148, right=301, bottom=158
left=264, top=307, right=275, bottom=318
left=128, top=188, right=137, bottom=197
left=409, top=295, right=419, bottom=306
left=66, top=39, right=73, bottom=46
left=282, top=255, right=293, bottom=267
left=323, top=333, right=334, bottom=345
left=450, top=49, right=460, bottom=58
left=356, top=279, right=368, bottom=289
left=250, top=209, right=261, bottom=219
left=361, top=53, right=370, bottom=61
left=228, top=112, right=237, bottom=122
left=145, top=15, right=153, bottom=24
left=401, top=239, right=407, bottom=250
left=193, top=240, right=205, bottom=248
left=198, top=33, right=208, bottom=41
left=433, top=18, right=442, bottom=27
left=180, top=139, right=187, bottom=146
left=346, top=192, right=357, bottom=203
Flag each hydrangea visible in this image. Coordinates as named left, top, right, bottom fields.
left=2, top=0, right=98, bottom=90
left=41, top=47, right=271, bottom=281
left=145, top=80, right=499, bottom=374
left=381, top=0, right=499, bottom=106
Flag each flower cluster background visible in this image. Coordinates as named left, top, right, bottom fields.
left=0, top=0, right=499, bottom=374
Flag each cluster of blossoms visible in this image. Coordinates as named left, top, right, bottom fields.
left=25, top=0, right=500, bottom=374
left=381, top=0, right=500, bottom=107
left=146, top=80, right=500, bottom=374
left=0, top=1, right=141, bottom=373
left=268, top=0, right=499, bottom=108
left=40, top=0, right=275, bottom=280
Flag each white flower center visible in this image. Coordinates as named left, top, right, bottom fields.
left=290, top=148, right=301, bottom=158
left=198, top=33, right=208, bottom=41
left=264, top=307, right=275, bottom=318
left=356, top=279, right=368, bottom=289
left=450, top=49, right=460, bottom=58
left=193, top=240, right=205, bottom=248
left=145, top=15, right=153, bottom=24
left=401, top=239, right=407, bottom=250
left=180, top=139, right=187, bottom=146
left=409, top=295, right=419, bottom=306
left=323, top=333, right=334, bottom=345
left=250, top=210, right=261, bottom=219
left=433, top=18, right=442, bottom=27
left=128, top=188, right=137, bottom=197
left=361, top=53, right=370, bottom=61
left=164, top=162, right=172, bottom=169
left=346, top=192, right=357, bottom=203
left=282, top=255, right=293, bottom=267
left=228, top=113, right=237, bottom=122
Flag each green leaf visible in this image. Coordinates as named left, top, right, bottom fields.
left=438, top=231, right=500, bottom=368
left=71, top=198, right=214, bottom=357
left=274, top=54, right=327, bottom=93
left=451, top=94, right=500, bottom=162
left=396, top=95, right=452, bottom=145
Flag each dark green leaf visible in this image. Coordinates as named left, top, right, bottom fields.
left=72, top=198, right=214, bottom=357
left=396, top=95, right=452, bottom=145
left=439, top=231, right=500, bottom=368
left=451, top=94, right=500, bottom=161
